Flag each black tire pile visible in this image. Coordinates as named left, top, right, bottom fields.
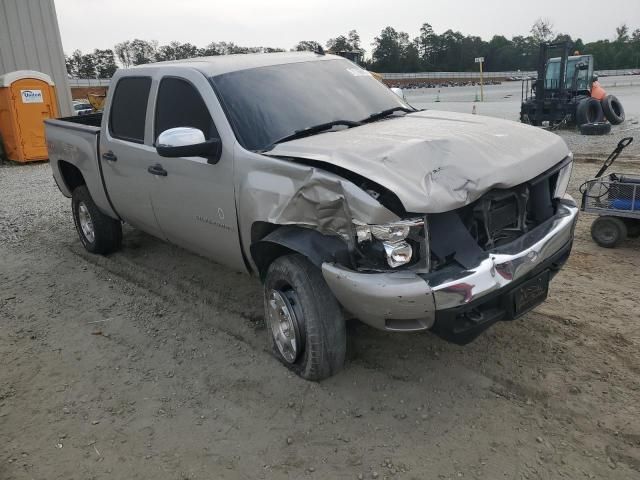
left=578, top=95, right=625, bottom=136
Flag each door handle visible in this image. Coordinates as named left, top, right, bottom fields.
left=102, top=151, right=117, bottom=162
left=147, top=164, right=168, bottom=177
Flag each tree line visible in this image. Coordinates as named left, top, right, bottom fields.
left=65, top=20, right=640, bottom=79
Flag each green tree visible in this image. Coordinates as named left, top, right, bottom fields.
left=326, top=35, right=351, bottom=52
left=65, top=50, right=83, bottom=76
left=371, top=27, right=417, bottom=72
left=347, top=30, right=361, bottom=50
left=326, top=30, right=362, bottom=52
left=416, top=23, right=438, bottom=69
left=115, top=39, right=157, bottom=66
left=156, top=41, right=199, bottom=61
left=93, top=49, right=117, bottom=77
left=293, top=41, right=323, bottom=52
left=616, top=24, right=629, bottom=42
left=530, top=18, right=555, bottom=43
left=74, top=51, right=96, bottom=78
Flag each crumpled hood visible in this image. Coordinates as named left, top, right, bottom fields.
left=264, top=110, right=570, bottom=213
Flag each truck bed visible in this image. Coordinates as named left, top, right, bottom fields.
left=48, top=112, right=103, bottom=131
left=44, top=112, right=116, bottom=219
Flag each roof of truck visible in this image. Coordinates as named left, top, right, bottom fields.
left=131, top=51, right=340, bottom=77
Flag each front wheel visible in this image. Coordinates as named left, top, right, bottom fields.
left=72, top=185, right=122, bottom=254
left=264, top=254, right=346, bottom=380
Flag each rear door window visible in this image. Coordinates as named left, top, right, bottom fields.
left=109, top=77, right=151, bottom=143
left=154, top=77, right=217, bottom=142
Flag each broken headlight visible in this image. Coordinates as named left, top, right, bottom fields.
left=553, top=155, right=573, bottom=198
left=354, top=218, right=425, bottom=269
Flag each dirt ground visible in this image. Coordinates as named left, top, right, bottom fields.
left=1, top=156, right=640, bottom=480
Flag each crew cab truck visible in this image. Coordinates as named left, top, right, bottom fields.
left=45, top=52, right=578, bottom=380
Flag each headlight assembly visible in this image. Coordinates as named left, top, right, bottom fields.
left=354, top=218, right=425, bottom=269
left=554, top=155, right=573, bottom=198
left=383, top=241, right=413, bottom=268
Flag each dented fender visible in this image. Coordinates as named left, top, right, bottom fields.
left=235, top=147, right=400, bottom=273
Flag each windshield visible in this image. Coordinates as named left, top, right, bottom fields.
left=545, top=61, right=561, bottom=89
left=545, top=56, right=593, bottom=91
left=210, top=59, right=410, bottom=151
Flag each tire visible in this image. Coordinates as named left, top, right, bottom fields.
left=263, top=254, right=346, bottom=380
left=601, top=95, right=625, bottom=125
left=624, top=219, right=640, bottom=238
left=579, top=122, right=612, bottom=136
left=591, top=216, right=627, bottom=248
left=576, top=97, right=604, bottom=125
left=72, top=185, right=122, bottom=254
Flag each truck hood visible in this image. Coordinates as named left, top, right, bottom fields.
left=264, top=110, right=570, bottom=213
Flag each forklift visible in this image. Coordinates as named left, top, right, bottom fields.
left=520, top=41, right=625, bottom=132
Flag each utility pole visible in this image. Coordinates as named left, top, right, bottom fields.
left=475, top=57, right=485, bottom=101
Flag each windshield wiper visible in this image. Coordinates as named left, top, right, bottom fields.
left=265, top=120, right=362, bottom=150
left=360, top=106, right=415, bottom=124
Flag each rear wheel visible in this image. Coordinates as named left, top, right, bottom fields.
left=264, top=254, right=346, bottom=380
left=72, top=185, right=122, bottom=254
left=591, top=216, right=627, bottom=248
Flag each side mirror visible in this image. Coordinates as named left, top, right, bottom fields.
left=156, top=127, right=222, bottom=164
left=390, top=87, right=405, bottom=100
left=592, top=75, right=599, bottom=82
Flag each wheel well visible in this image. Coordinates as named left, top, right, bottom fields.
left=250, top=222, right=295, bottom=280
left=58, top=161, right=86, bottom=192
left=250, top=223, right=351, bottom=281
left=252, top=242, right=296, bottom=281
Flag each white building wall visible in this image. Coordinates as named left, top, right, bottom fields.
left=0, top=0, right=73, bottom=116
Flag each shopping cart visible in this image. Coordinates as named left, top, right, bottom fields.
left=580, top=137, right=639, bottom=248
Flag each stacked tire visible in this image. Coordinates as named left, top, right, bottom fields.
left=577, top=95, right=625, bottom=136
left=601, top=95, right=625, bottom=125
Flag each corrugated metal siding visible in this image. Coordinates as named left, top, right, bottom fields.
left=0, top=0, right=72, bottom=116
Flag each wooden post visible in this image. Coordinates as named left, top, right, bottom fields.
left=475, top=57, right=485, bottom=102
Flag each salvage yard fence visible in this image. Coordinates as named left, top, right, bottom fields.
left=382, top=71, right=536, bottom=80
left=67, top=69, right=639, bottom=87
left=382, top=69, right=639, bottom=81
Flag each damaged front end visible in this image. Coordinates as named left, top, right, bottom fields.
left=428, top=155, right=573, bottom=272
left=241, top=143, right=577, bottom=344
left=321, top=156, right=577, bottom=341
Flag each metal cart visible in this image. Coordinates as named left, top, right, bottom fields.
left=581, top=137, right=639, bottom=247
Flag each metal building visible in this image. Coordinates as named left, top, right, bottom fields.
left=0, top=0, right=72, bottom=116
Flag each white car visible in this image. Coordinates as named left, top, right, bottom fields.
left=72, top=101, right=93, bottom=116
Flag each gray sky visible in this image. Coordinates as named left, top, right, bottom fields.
left=55, top=0, right=639, bottom=55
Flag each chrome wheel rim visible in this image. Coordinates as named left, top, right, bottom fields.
left=78, top=202, right=95, bottom=243
left=267, top=289, right=303, bottom=364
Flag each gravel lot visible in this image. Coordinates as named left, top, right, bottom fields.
left=1, top=136, right=640, bottom=478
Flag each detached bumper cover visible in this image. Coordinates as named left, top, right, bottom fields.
left=322, top=199, right=579, bottom=336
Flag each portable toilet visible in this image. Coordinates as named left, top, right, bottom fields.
left=0, top=70, right=59, bottom=162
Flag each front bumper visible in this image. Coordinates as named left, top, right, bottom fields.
left=321, top=199, right=579, bottom=338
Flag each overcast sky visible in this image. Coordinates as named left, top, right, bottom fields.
left=54, top=0, right=639, bottom=55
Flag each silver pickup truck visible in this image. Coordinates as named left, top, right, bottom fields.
left=45, top=52, right=578, bottom=380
